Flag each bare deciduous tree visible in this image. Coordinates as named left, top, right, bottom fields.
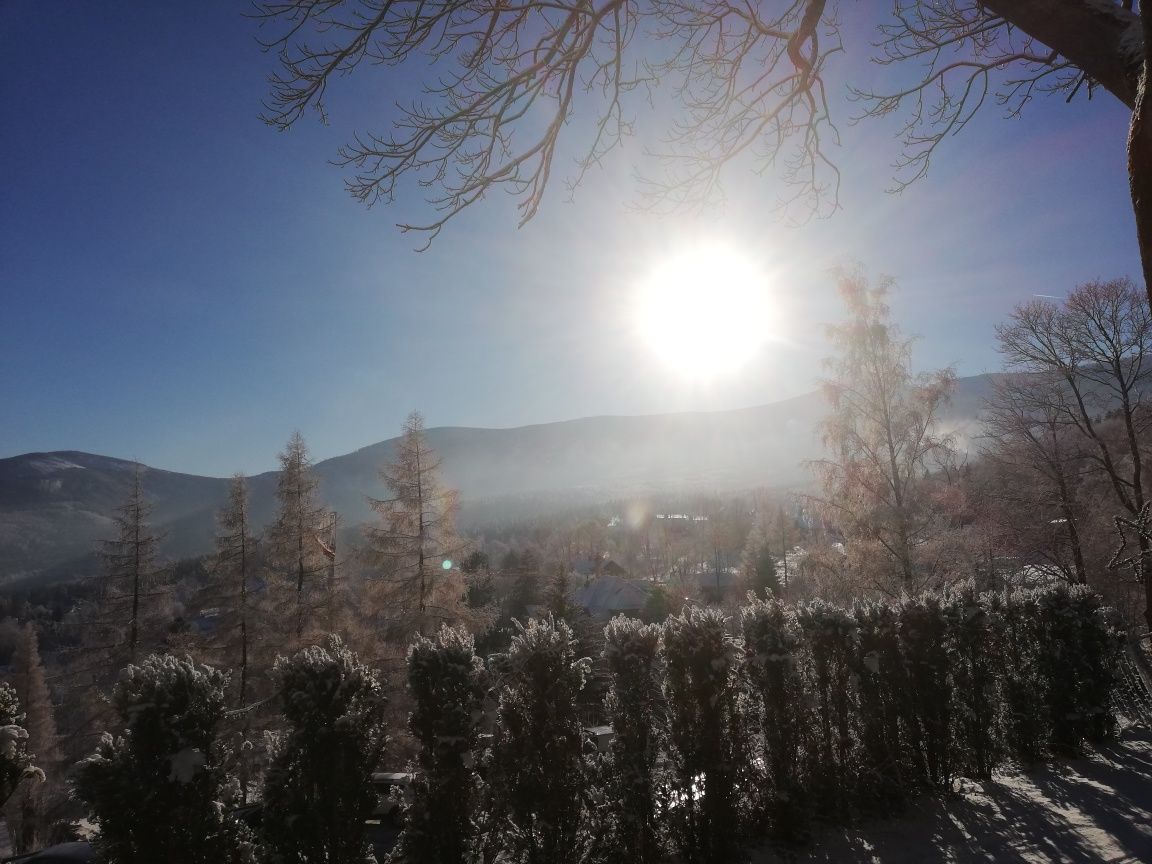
left=255, top=1, right=1152, bottom=305
left=981, top=375, right=1092, bottom=584
left=996, top=278, right=1152, bottom=626
left=812, top=270, right=956, bottom=594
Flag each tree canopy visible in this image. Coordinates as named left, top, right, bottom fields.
left=256, top=0, right=1152, bottom=292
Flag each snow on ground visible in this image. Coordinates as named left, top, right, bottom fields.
left=755, top=725, right=1152, bottom=863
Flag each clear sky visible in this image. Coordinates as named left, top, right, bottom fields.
left=1, top=2, right=1142, bottom=476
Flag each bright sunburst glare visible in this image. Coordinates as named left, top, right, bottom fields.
left=635, top=243, right=774, bottom=379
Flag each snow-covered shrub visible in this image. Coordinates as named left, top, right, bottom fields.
left=993, top=589, right=1047, bottom=762
left=795, top=600, right=858, bottom=815
left=949, top=585, right=1002, bottom=779
left=741, top=596, right=809, bottom=837
left=1036, top=583, right=1088, bottom=753
left=662, top=605, right=748, bottom=864
left=261, top=636, right=388, bottom=864
left=897, top=594, right=954, bottom=788
left=851, top=599, right=911, bottom=808
left=0, top=684, right=32, bottom=808
left=1033, top=583, right=1123, bottom=754
left=72, top=654, right=256, bottom=864
left=1070, top=587, right=1123, bottom=743
left=479, top=616, right=592, bottom=864
left=390, top=625, right=487, bottom=864
left=601, top=615, right=666, bottom=864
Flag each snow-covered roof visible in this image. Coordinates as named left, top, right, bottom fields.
left=574, top=574, right=651, bottom=615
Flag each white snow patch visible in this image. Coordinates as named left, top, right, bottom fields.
left=753, top=726, right=1152, bottom=863
left=26, top=457, right=85, bottom=473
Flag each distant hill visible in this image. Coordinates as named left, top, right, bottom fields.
left=0, top=375, right=999, bottom=584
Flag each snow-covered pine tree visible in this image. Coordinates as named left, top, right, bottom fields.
left=992, top=589, right=1047, bottom=762
left=851, top=599, right=910, bottom=810
left=364, top=412, right=469, bottom=647
left=4, top=625, right=59, bottom=853
left=266, top=431, right=330, bottom=647
left=948, top=584, right=1002, bottom=780
left=72, top=654, right=256, bottom=864
left=662, top=605, right=748, bottom=864
left=546, top=563, right=605, bottom=718
left=0, top=684, right=34, bottom=812
left=601, top=615, right=666, bottom=864
left=480, top=617, right=591, bottom=864
left=261, top=636, right=388, bottom=864
left=741, top=596, right=810, bottom=836
left=1070, top=587, right=1123, bottom=743
left=896, top=594, right=955, bottom=788
left=1034, top=583, right=1123, bottom=754
left=795, top=600, right=858, bottom=816
left=390, top=625, right=486, bottom=864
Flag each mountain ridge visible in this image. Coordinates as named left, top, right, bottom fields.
left=0, top=376, right=997, bottom=584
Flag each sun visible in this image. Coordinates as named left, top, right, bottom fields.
left=635, top=243, right=773, bottom=379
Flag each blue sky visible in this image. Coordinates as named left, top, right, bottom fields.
left=0, top=2, right=1141, bottom=476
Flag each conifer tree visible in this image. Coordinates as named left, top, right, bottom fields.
left=503, top=548, right=542, bottom=622
left=266, top=432, right=329, bottom=646
left=98, top=464, right=167, bottom=665
left=742, top=597, right=810, bottom=836
left=200, top=474, right=269, bottom=805
left=73, top=654, right=256, bottom=864
left=204, top=474, right=260, bottom=707
left=480, top=617, right=591, bottom=864
left=365, top=412, right=468, bottom=644
left=261, top=636, right=388, bottom=864
left=546, top=564, right=606, bottom=717
left=390, top=625, right=486, bottom=864
left=4, top=625, right=59, bottom=853
left=740, top=527, right=779, bottom=598
left=0, top=684, right=36, bottom=817
left=896, top=594, right=955, bottom=788
left=601, top=616, right=666, bottom=864
left=64, top=466, right=169, bottom=750
left=662, top=605, right=748, bottom=864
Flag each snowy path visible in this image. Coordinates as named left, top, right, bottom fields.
left=755, top=726, right=1152, bottom=863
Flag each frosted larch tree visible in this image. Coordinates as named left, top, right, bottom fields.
left=364, top=412, right=469, bottom=644
left=202, top=474, right=261, bottom=707
left=97, top=464, right=167, bottom=666
left=266, top=431, right=330, bottom=646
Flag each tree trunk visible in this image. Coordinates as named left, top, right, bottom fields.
left=983, top=1, right=1140, bottom=109
left=1133, top=12, right=1152, bottom=319
left=1131, top=12, right=1152, bottom=631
